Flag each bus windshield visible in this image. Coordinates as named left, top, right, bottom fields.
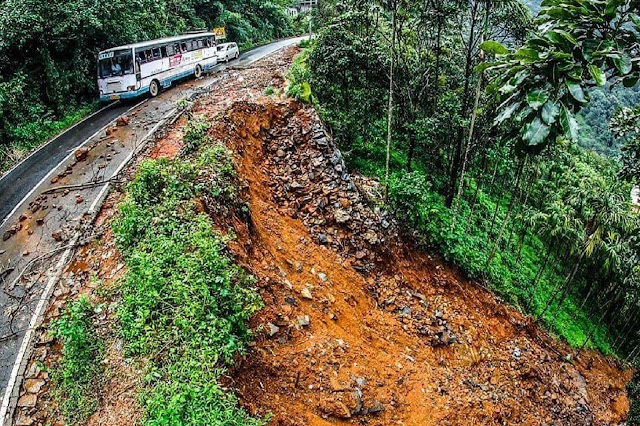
left=98, top=49, right=134, bottom=79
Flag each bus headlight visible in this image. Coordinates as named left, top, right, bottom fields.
left=127, top=85, right=135, bottom=91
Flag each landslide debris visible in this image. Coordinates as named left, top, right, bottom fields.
left=204, top=98, right=631, bottom=426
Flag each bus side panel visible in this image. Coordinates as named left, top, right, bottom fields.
left=99, top=45, right=219, bottom=101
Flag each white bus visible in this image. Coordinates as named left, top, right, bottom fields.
left=97, top=31, right=219, bottom=101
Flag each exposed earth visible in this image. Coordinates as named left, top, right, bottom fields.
left=11, top=46, right=633, bottom=426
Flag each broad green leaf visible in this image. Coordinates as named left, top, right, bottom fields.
left=527, top=89, right=549, bottom=110
left=479, top=40, right=509, bottom=55
left=588, top=65, right=607, bottom=86
left=522, top=117, right=551, bottom=146
left=474, top=62, right=492, bottom=74
left=566, top=80, right=587, bottom=103
left=514, top=48, right=540, bottom=62
left=560, top=106, right=579, bottom=142
left=605, top=0, right=625, bottom=18
left=613, top=53, right=633, bottom=75
left=494, top=101, right=522, bottom=125
left=541, top=101, right=561, bottom=125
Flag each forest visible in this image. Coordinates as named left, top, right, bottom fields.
left=0, top=0, right=294, bottom=171
left=291, top=0, right=640, bottom=393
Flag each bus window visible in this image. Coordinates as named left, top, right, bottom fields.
left=181, top=42, right=188, bottom=52
left=98, top=49, right=133, bottom=78
left=166, top=44, right=175, bottom=56
left=160, top=46, right=168, bottom=58
left=152, top=48, right=161, bottom=60
left=197, top=39, right=204, bottom=48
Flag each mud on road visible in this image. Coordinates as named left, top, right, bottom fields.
left=11, top=46, right=633, bottom=426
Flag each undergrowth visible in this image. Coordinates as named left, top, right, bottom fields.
left=0, top=102, right=98, bottom=174
left=287, top=48, right=313, bottom=103
left=49, top=296, right=104, bottom=425
left=389, top=170, right=612, bottom=353
left=112, top=144, right=264, bottom=425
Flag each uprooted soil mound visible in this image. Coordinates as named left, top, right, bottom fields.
left=203, top=98, right=631, bottom=426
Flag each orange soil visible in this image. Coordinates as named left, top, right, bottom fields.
left=202, top=99, right=632, bottom=426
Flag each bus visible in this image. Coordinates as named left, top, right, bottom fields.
left=97, top=31, right=219, bottom=101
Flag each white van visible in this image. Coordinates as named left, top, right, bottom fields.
left=216, top=43, right=239, bottom=62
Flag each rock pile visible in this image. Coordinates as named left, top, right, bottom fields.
left=260, top=104, right=395, bottom=271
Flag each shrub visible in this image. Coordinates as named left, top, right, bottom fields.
left=628, top=371, right=640, bottom=425
left=49, top=296, right=104, bottom=425
left=113, top=148, right=264, bottom=426
left=287, top=49, right=313, bottom=103
left=183, top=116, right=211, bottom=154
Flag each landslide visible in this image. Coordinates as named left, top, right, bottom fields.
left=197, top=97, right=632, bottom=426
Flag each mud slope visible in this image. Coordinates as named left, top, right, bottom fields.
left=199, top=98, right=632, bottom=426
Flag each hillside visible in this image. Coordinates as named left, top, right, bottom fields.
left=3, top=1, right=640, bottom=426
left=11, top=47, right=632, bottom=426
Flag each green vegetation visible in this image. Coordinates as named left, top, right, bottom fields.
left=0, top=0, right=294, bottom=170
left=629, top=372, right=640, bottom=424
left=302, top=0, right=640, bottom=360
left=0, top=102, right=98, bottom=173
left=286, top=47, right=313, bottom=103
left=183, top=115, right=211, bottom=154
left=49, top=296, right=104, bottom=425
left=113, top=141, right=263, bottom=425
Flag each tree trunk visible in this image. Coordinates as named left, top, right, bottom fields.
left=446, top=2, right=479, bottom=207
left=384, top=7, right=397, bottom=201
left=486, top=158, right=524, bottom=266
left=528, top=245, right=553, bottom=308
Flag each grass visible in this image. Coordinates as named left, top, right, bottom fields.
left=49, top=296, right=104, bottom=425
left=0, top=102, right=99, bottom=174
left=112, top=141, right=265, bottom=425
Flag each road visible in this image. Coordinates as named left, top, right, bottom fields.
left=0, top=36, right=306, bottom=425
left=0, top=103, right=134, bottom=225
left=0, top=37, right=305, bottom=225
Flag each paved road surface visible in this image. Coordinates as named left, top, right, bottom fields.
left=0, top=103, right=134, bottom=224
left=0, top=37, right=305, bottom=225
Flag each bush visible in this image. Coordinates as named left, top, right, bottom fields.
left=113, top=148, right=264, bottom=426
left=287, top=49, right=313, bottom=103
left=628, top=371, right=640, bottom=425
left=49, top=296, right=104, bottom=425
left=183, top=116, right=211, bottom=154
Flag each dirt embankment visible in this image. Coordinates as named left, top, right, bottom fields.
left=201, top=98, right=632, bottom=425
left=13, top=46, right=632, bottom=426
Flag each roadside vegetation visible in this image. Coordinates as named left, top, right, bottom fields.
left=112, top=126, right=264, bottom=425
left=49, top=296, right=104, bottom=425
left=0, top=0, right=295, bottom=173
left=297, top=0, right=640, bottom=364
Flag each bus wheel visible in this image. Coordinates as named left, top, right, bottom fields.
left=149, top=80, right=160, bottom=97
left=195, top=64, right=203, bottom=78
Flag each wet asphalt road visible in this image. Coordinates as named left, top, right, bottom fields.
left=0, top=102, right=133, bottom=224
left=0, top=37, right=306, bottom=225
